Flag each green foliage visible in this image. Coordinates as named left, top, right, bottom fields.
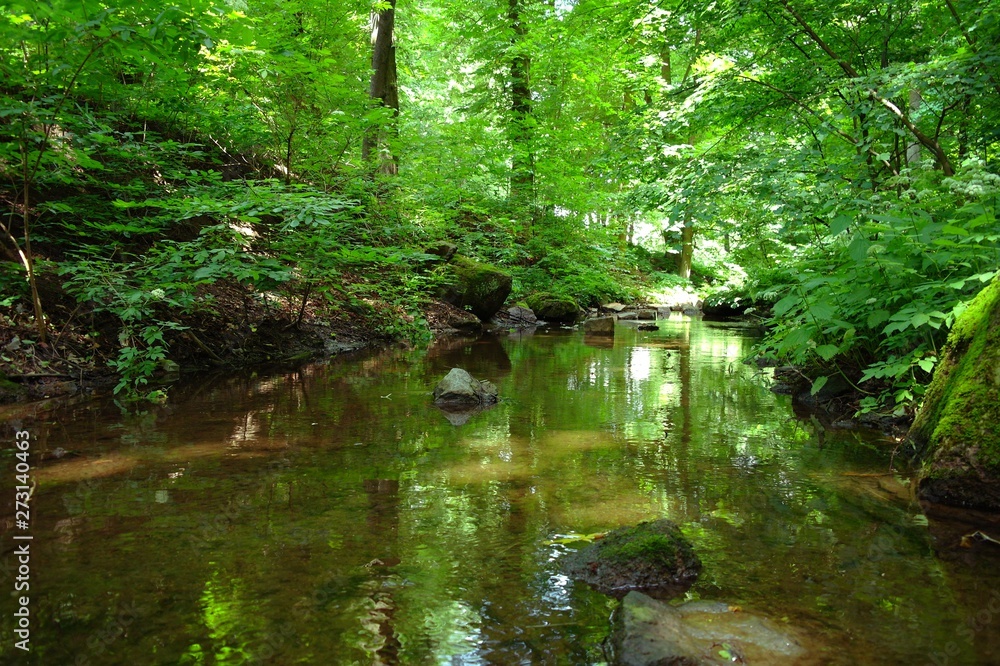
left=755, top=165, right=1000, bottom=411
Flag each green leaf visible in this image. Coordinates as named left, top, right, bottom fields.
left=810, top=376, right=829, bottom=396
left=815, top=345, right=839, bottom=361
left=848, top=235, right=870, bottom=263
left=829, top=215, right=852, bottom=236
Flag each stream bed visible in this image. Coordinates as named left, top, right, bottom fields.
left=2, top=314, right=999, bottom=665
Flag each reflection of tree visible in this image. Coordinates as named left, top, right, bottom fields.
left=362, top=478, right=402, bottom=664
left=16, top=320, right=997, bottom=665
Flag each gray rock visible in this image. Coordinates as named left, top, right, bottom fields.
left=617, top=312, right=638, bottom=320
left=614, top=592, right=811, bottom=666
left=603, top=302, right=627, bottom=313
left=584, top=316, right=615, bottom=336
left=682, top=307, right=700, bottom=317
left=637, top=309, right=657, bottom=321
left=507, top=306, right=537, bottom=326
left=432, top=368, right=499, bottom=407
left=444, top=308, right=483, bottom=336
left=638, top=324, right=659, bottom=331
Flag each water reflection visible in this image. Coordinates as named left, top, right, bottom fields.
left=1, top=315, right=998, bottom=664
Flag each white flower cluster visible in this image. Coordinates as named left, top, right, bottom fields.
left=942, top=158, right=1000, bottom=197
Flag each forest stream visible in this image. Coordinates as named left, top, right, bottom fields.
left=2, top=315, right=999, bottom=665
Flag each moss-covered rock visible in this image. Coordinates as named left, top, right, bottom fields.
left=0, top=372, right=26, bottom=404
left=440, top=256, right=513, bottom=322
left=525, top=292, right=580, bottom=323
left=910, top=275, right=1000, bottom=511
left=562, top=519, right=701, bottom=599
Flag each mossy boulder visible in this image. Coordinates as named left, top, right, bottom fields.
left=910, top=275, right=1000, bottom=512
left=440, top=256, right=512, bottom=322
left=562, top=519, right=701, bottom=599
left=525, top=292, right=580, bottom=323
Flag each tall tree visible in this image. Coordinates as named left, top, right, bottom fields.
left=507, top=0, right=534, bottom=210
left=363, top=0, right=400, bottom=175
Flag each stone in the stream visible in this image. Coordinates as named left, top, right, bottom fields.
left=432, top=368, right=498, bottom=407
left=507, top=305, right=537, bottom=327
left=613, top=592, right=812, bottom=666
left=637, top=309, right=657, bottom=321
left=562, top=519, right=700, bottom=599
left=525, top=292, right=581, bottom=323
left=442, top=306, right=483, bottom=336
left=603, top=302, right=627, bottom=313
left=617, top=312, right=638, bottom=320
left=584, top=316, right=615, bottom=336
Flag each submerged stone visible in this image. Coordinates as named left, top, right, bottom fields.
left=562, top=519, right=700, bottom=599
left=910, top=275, right=1000, bottom=511
left=613, top=592, right=812, bottom=666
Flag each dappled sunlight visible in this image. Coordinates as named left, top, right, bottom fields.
left=16, top=319, right=997, bottom=664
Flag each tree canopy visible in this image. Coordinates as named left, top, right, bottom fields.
left=2, top=0, right=998, bottom=406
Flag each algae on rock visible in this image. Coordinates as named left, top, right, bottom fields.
left=909, top=275, right=1000, bottom=511
left=440, top=256, right=513, bottom=322
left=525, top=292, right=580, bottom=323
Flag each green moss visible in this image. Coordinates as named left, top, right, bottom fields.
left=911, top=275, right=1000, bottom=496
left=0, top=373, right=26, bottom=402
left=594, top=520, right=694, bottom=568
left=525, top=292, right=580, bottom=322
left=444, top=256, right=513, bottom=321
left=604, top=534, right=681, bottom=565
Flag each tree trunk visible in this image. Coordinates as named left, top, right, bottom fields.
left=910, top=275, right=1000, bottom=512
left=906, top=88, right=922, bottom=165
left=363, top=0, right=399, bottom=175
left=508, top=0, right=534, bottom=210
left=676, top=222, right=694, bottom=279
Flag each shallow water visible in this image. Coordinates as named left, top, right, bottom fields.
left=2, top=315, right=999, bottom=665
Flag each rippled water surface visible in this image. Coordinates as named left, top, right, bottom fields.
left=2, top=315, right=999, bottom=665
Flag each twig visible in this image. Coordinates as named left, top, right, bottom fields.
left=186, top=330, right=225, bottom=364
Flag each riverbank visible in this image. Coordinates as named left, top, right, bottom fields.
left=0, top=274, right=487, bottom=404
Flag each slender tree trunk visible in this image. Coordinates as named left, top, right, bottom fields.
left=508, top=0, right=534, bottom=211
left=906, top=89, right=922, bottom=165
left=660, top=45, right=671, bottom=86
left=676, top=221, right=694, bottom=279
left=363, top=0, right=399, bottom=175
